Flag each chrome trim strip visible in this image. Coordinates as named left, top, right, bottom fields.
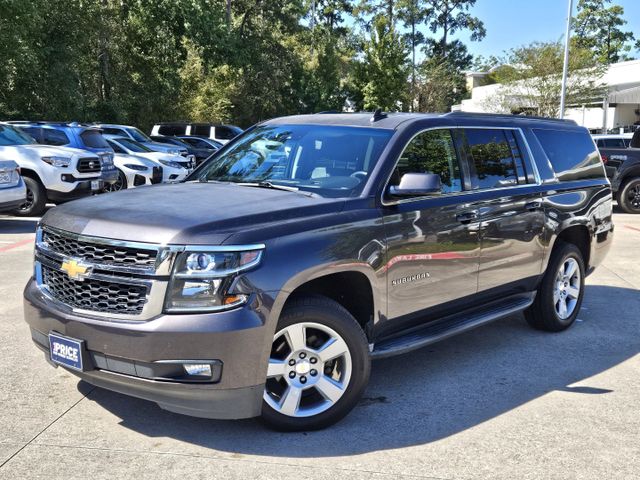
left=380, top=126, right=543, bottom=207
left=182, top=244, right=266, bottom=252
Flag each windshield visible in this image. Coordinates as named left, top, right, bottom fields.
left=0, top=124, right=36, bottom=146
left=196, top=124, right=393, bottom=198
left=117, top=138, right=152, bottom=153
left=127, top=127, right=152, bottom=143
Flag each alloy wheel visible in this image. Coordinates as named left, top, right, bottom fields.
left=626, top=183, right=640, bottom=210
left=264, top=322, right=352, bottom=418
left=553, top=257, right=581, bottom=320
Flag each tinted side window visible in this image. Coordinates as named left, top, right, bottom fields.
left=533, top=129, right=604, bottom=181
left=216, top=126, right=238, bottom=140
left=603, top=138, right=627, bottom=148
left=102, top=127, right=125, bottom=136
left=184, top=137, right=210, bottom=149
left=158, top=125, right=186, bottom=136
left=42, top=129, right=70, bottom=146
left=191, top=125, right=211, bottom=136
left=21, top=127, right=43, bottom=143
left=392, top=129, right=462, bottom=194
left=464, top=129, right=519, bottom=189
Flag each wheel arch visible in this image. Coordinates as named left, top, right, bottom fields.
left=270, top=264, right=380, bottom=341
left=551, top=224, right=591, bottom=269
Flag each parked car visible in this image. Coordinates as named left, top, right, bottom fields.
left=0, top=160, right=26, bottom=212
left=23, top=112, right=613, bottom=431
left=13, top=122, right=118, bottom=186
left=177, top=135, right=223, bottom=150
left=0, top=123, right=104, bottom=216
left=593, top=131, right=640, bottom=213
left=592, top=133, right=633, bottom=149
left=96, top=123, right=190, bottom=156
left=104, top=137, right=191, bottom=182
left=103, top=150, right=163, bottom=192
left=149, top=135, right=215, bottom=166
left=150, top=122, right=242, bottom=144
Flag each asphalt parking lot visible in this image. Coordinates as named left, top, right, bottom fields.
left=0, top=209, right=638, bottom=480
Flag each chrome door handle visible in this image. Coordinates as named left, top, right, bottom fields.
left=525, top=201, right=542, bottom=211
left=456, top=210, right=478, bottom=224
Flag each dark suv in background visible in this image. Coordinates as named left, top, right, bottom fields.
left=24, top=112, right=613, bottom=431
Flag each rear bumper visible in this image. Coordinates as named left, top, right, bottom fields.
left=0, top=178, right=26, bottom=211
left=24, top=279, right=273, bottom=419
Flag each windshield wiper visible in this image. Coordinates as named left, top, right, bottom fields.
left=236, top=181, right=315, bottom=197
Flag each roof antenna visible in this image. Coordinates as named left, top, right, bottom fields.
left=370, top=108, right=387, bottom=122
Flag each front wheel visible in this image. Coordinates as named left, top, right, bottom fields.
left=525, top=241, right=585, bottom=332
left=14, top=176, right=46, bottom=217
left=261, top=296, right=370, bottom=431
left=617, top=177, right=640, bottom=214
left=103, top=169, right=127, bottom=192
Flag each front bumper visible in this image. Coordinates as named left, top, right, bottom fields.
left=24, top=279, right=272, bottom=419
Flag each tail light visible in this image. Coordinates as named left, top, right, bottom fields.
left=601, top=154, right=608, bottom=165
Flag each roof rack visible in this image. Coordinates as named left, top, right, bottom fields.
left=445, top=111, right=576, bottom=124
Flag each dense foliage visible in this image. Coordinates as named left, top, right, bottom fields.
left=0, top=0, right=636, bottom=128
left=0, top=0, right=487, bottom=128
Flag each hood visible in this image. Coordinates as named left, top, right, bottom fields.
left=3, top=144, right=98, bottom=159
left=140, top=151, right=188, bottom=163
left=112, top=153, right=156, bottom=169
left=143, top=141, right=187, bottom=153
left=41, top=182, right=344, bottom=245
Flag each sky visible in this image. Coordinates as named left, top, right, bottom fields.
left=449, top=0, right=640, bottom=60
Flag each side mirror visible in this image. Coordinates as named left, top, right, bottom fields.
left=389, top=173, right=442, bottom=197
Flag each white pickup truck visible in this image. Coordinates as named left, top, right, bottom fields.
left=0, top=123, right=104, bottom=216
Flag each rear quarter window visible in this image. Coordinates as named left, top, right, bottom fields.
left=533, top=129, right=604, bottom=181
left=80, top=130, right=110, bottom=148
left=158, top=125, right=187, bottom=136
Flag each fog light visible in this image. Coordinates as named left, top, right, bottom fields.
left=183, top=363, right=212, bottom=377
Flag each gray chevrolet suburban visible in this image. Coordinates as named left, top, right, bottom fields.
left=24, top=112, right=614, bottom=431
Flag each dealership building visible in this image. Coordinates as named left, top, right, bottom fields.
left=454, top=59, right=640, bottom=133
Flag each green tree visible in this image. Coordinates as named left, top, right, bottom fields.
left=573, top=0, right=637, bottom=64
left=424, top=0, right=485, bottom=58
left=489, top=41, right=606, bottom=118
left=354, top=15, right=410, bottom=110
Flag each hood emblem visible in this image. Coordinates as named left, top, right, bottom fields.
left=60, top=259, right=91, bottom=281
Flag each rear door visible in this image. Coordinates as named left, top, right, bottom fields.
left=460, top=128, right=545, bottom=294
left=381, top=127, right=481, bottom=331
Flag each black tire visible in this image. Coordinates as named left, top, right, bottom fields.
left=14, top=176, right=47, bottom=217
left=525, top=241, right=585, bottom=332
left=261, top=295, right=370, bottom=431
left=617, top=177, right=640, bottom=214
left=103, top=169, right=127, bottom=192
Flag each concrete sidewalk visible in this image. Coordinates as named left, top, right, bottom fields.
left=1, top=212, right=638, bottom=480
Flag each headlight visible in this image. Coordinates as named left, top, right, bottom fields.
left=124, top=164, right=148, bottom=171
left=41, top=156, right=71, bottom=167
left=165, top=247, right=264, bottom=312
left=168, top=149, right=180, bottom=155
left=159, top=159, right=182, bottom=169
left=100, top=153, right=114, bottom=166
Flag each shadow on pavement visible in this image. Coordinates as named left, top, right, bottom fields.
left=81, top=284, right=640, bottom=457
left=0, top=218, right=39, bottom=234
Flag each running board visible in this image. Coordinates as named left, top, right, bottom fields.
left=371, top=293, right=535, bottom=359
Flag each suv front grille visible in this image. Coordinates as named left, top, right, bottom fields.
left=42, top=228, right=157, bottom=269
left=77, top=157, right=101, bottom=173
left=41, top=264, right=148, bottom=315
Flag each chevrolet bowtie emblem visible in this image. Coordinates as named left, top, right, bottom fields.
left=60, top=259, right=91, bottom=281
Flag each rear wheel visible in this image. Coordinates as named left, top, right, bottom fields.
left=261, top=296, right=370, bottom=431
left=525, top=242, right=585, bottom=332
left=14, top=176, right=46, bottom=216
left=617, top=177, right=640, bottom=214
